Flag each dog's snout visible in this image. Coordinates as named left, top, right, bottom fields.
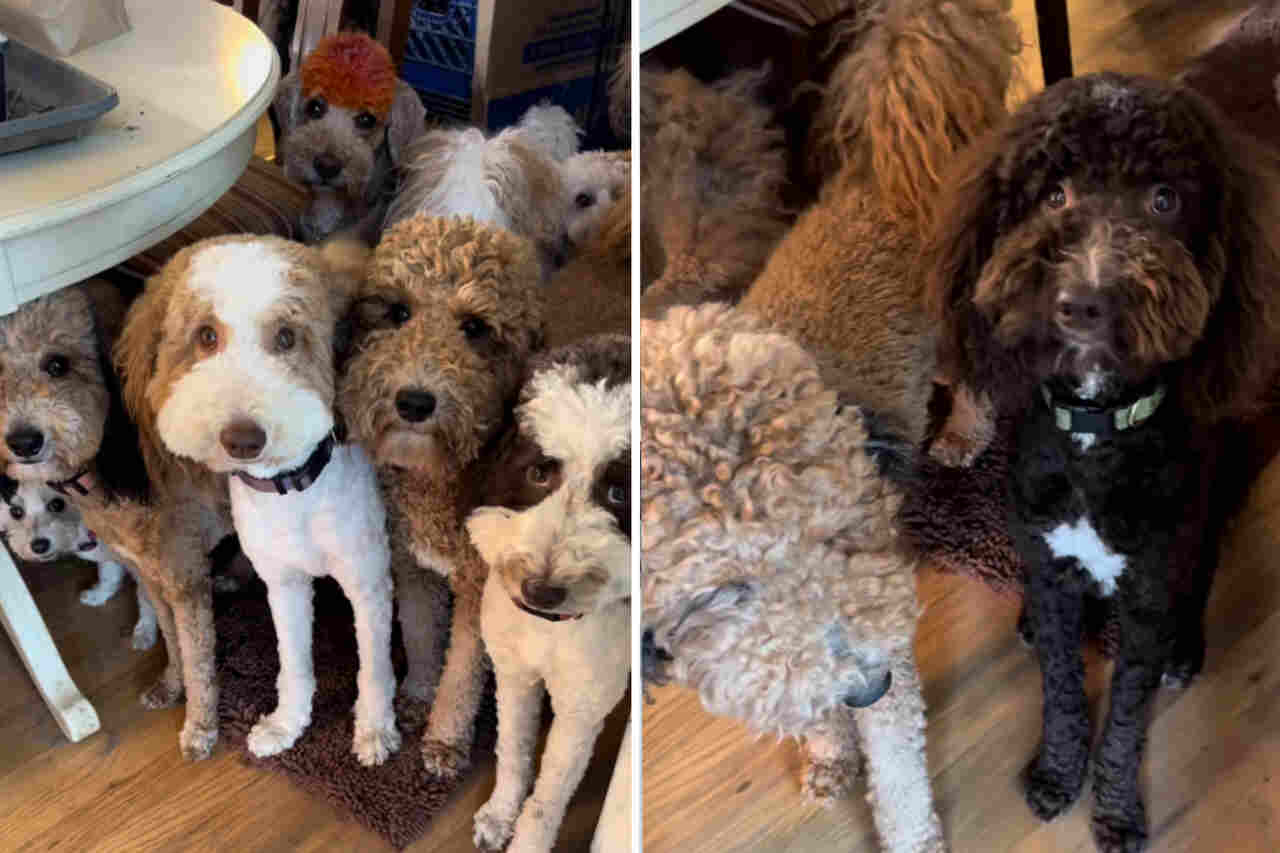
left=30, top=537, right=50, bottom=555
left=521, top=578, right=567, bottom=610
left=313, top=153, right=343, bottom=181
left=220, top=420, right=267, bottom=460
left=842, top=669, right=892, bottom=709
left=1055, top=289, right=1108, bottom=336
left=395, top=389, right=437, bottom=423
left=6, top=427, right=45, bottom=459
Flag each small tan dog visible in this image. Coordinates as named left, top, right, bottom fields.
left=740, top=0, right=1020, bottom=454
left=562, top=149, right=630, bottom=250
left=542, top=186, right=634, bottom=348
left=339, top=215, right=547, bottom=778
left=0, top=283, right=232, bottom=761
left=468, top=334, right=631, bottom=853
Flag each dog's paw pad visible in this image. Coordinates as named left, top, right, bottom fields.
left=353, top=719, right=401, bottom=766
left=473, top=801, right=516, bottom=851
left=1023, top=763, right=1083, bottom=821
left=1091, top=811, right=1149, bottom=853
left=140, top=679, right=183, bottom=709
left=803, top=758, right=860, bottom=803
left=247, top=716, right=303, bottom=758
left=179, top=723, right=218, bottom=761
left=421, top=738, right=469, bottom=779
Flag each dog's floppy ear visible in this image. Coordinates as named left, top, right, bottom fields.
left=1180, top=104, right=1280, bottom=422
left=319, top=235, right=371, bottom=367
left=114, top=263, right=177, bottom=429
left=272, top=70, right=305, bottom=141
left=386, top=81, right=426, bottom=166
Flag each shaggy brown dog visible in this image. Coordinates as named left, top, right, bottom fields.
left=0, top=282, right=232, bottom=761
left=924, top=72, right=1280, bottom=852
left=339, top=215, right=546, bottom=778
left=639, top=66, right=789, bottom=317
left=543, top=188, right=633, bottom=349
left=740, top=0, right=1020, bottom=451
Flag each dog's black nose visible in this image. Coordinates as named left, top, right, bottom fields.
left=30, top=538, right=50, bottom=555
left=6, top=427, right=44, bottom=459
left=219, top=420, right=267, bottom=460
left=843, top=670, right=892, bottom=709
left=395, top=389, right=437, bottom=423
left=1055, top=290, right=1108, bottom=337
left=313, top=153, right=343, bottom=181
left=521, top=578, right=567, bottom=610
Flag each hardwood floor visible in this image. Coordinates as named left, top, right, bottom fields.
left=0, top=556, right=624, bottom=852
left=642, top=2, right=1280, bottom=852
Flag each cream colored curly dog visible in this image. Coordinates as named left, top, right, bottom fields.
left=642, top=302, right=944, bottom=853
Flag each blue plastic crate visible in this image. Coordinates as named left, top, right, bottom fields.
left=402, top=0, right=476, bottom=109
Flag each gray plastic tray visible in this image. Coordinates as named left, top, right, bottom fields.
left=0, top=35, right=118, bottom=156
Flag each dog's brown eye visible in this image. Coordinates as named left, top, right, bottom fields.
left=354, top=111, right=377, bottom=130
left=9, top=505, right=23, bottom=521
left=460, top=316, right=490, bottom=340
left=47, top=498, right=65, bottom=513
left=305, top=98, right=327, bottom=120
left=388, top=303, right=411, bottom=326
left=1045, top=183, right=1068, bottom=210
left=528, top=459, right=559, bottom=486
left=574, top=192, right=594, bottom=209
left=1150, top=185, right=1180, bottom=216
left=276, top=327, right=296, bottom=351
left=42, top=354, right=69, bottom=377
left=197, top=325, right=218, bottom=351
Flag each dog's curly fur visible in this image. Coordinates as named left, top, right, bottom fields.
left=639, top=66, right=789, bottom=317
left=339, top=215, right=546, bottom=779
left=642, top=302, right=944, bottom=853
left=924, top=72, right=1280, bottom=853
left=543, top=187, right=633, bottom=349
left=741, top=0, right=1020, bottom=451
left=0, top=282, right=233, bottom=761
left=562, top=149, right=630, bottom=250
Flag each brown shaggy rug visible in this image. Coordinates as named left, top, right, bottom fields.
left=214, top=576, right=496, bottom=851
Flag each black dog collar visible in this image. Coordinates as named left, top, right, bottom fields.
left=234, top=434, right=337, bottom=495
left=514, top=598, right=584, bottom=622
left=48, top=468, right=95, bottom=497
left=1041, top=384, right=1166, bottom=437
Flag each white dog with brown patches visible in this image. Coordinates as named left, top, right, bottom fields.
left=126, top=234, right=400, bottom=766
left=466, top=335, right=631, bottom=853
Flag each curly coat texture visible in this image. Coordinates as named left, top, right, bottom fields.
left=740, top=0, right=1019, bottom=450
left=923, top=72, right=1280, bottom=853
left=543, top=188, right=632, bottom=349
left=642, top=303, right=944, bottom=853
left=639, top=67, right=789, bottom=317
left=339, top=215, right=546, bottom=780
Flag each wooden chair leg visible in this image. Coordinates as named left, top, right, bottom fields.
left=0, top=547, right=100, bottom=743
left=1035, top=0, right=1073, bottom=86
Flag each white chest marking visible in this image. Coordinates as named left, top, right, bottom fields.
left=1043, top=517, right=1126, bottom=595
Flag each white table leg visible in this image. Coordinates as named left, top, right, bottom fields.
left=0, top=546, right=100, bottom=742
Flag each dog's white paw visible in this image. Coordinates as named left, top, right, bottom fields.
left=131, top=618, right=158, bottom=651
left=803, top=757, right=861, bottom=803
left=179, top=721, right=218, bottom=761
left=473, top=799, right=518, bottom=851
left=247, top=713, right=304, bottom=758
left=79, top=585, right=115, bottom=606
left=506, top=809, right=556, bottom=853
left=352, top=717, right=401, bottom=766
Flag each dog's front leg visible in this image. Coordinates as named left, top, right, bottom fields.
left=137, top=574, right=184, bottom=709
left=345, top=566, right=401, bottom=766
left=394, top=549, right=450, bottom=709
left=170, top=579, right=219, bottom=761
left=1090, top=604, right=1168, bottom=853
left=802, top=706, right=862, bottom=802
left=1022, top=559, right=1090, bottom=821
left=248, top=574, right=315, bottom=757
left=473, top=667, right=544, bottom=851
left=853, top=646, right=945, bottom=853
left=505, top=705, right=609, bottom=853
left=80, top=559, right=125, bottom=606
left=421, top=584, right=487, bottom=778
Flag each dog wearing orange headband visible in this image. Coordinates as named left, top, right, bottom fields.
left=274, top=32, right=426, bottom=243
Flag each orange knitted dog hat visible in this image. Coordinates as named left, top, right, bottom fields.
left=300, top=32, right=398, bottom=119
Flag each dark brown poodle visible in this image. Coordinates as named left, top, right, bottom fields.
left=925, top=72, right=1280, bottom=853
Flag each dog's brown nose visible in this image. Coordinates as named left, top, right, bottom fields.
left=1055, top=290, right=1108, bottom=337
left=395, top=389, right=436, bottom=423
left=220, top=420, right=266, bottom=460
left=6, top=427, right=44, bottom=459
left=313, top=153, right=343, bottom=181
left=521, top=578, right=567, bottom=610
